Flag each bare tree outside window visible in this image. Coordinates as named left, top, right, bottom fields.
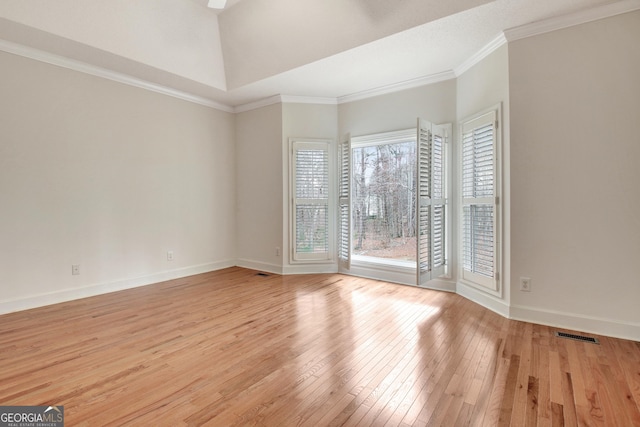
left=352, top=141, right=416, bottom=261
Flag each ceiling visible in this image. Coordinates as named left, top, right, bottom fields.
left=0, top=0, right=625, bottom=109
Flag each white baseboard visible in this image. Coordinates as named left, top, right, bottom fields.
left=424, top=278, right=457, bottom=293
left=510, top=304, right=640, bottom=343
left=456, top=281, right=511, bottom=318
left=0, top=259, right=235, bottom=315
left=7, top=259, right=637, bottom=343
left=456, top=280, right=640, bottom=342
left=235, top=258, right=283, bottom=275
left=236, top=258, right=339, bottom=275
left=282, top=264, right=338, bottom=275
left=342, top=262, right=456, bottom=292
left=346, top=263, right=415, bottom=287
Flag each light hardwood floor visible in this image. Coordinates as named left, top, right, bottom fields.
left=1, top=267, right=639, bottom=426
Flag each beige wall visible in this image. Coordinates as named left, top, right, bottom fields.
left=235, top=103, right=284, bottom=273
left=237, top=102, right=339, bottom=274
left=457, top=44, right=509, bottom=123
left=0, top=51, right=236, bottom=312
left=508, top=11, right=640, bottom=339
left=338, top=80, right=457, bottom=138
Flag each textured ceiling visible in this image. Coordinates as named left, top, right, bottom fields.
left=0, top=0, right=624, bottom=108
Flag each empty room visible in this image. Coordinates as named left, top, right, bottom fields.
left=1, top=0, right=639, bottom=425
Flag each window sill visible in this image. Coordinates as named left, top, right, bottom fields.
left=351, top=255, right=416, bottom=273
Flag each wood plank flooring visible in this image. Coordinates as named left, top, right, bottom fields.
left=1, top=267, right=639, bottom=426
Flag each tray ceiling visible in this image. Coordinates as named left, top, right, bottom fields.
left=0, top=0, right=624, bottom=108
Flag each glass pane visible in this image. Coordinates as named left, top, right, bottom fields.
left=352, top=141, right=416, bottom=262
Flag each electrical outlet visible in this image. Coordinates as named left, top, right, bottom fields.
left=520, top=277, right=531, bottom=292
left=276, top=247, right=280, bottom=257
left=72, top=265, right=80, bottom=275
left=167, top=251, right=174, bottom=261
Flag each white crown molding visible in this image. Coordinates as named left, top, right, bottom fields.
left=235, top=69, right=459, bottom=112
left=279, top=95, right=338, bottom=105
left=234, top=94, right=338, bottom=113
left=454, top=33, right=507, bottom=77
left=0, top=39, right=235, bottom=113
left=4, top=1, right=638, bottom=113
left=233, top=95, right=282, bottom=113
left=504, top=0, right=640, bottom=42
left=234, top=70, right=458, bottom=111
left=337, top=70, right=457, bottom=104
left=2, top=33, right=455, bottom=113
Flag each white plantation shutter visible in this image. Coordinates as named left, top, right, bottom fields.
left=461, top=110, right=498, bottom=290
left=338, top=138, right=351, bottom=268
left=417, top=119, right=447, bottom=286
left=431, top=125, right=447, bottom=277
left=292, top=141, right=330, bottom=260
left=417, top=121, right=432, bottom=285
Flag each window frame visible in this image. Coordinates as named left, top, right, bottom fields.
left=340, top=125, right=451, bottom=286
left=289, top=138, right=334, bottom=263
left=349, top=129, right=418, bottom=271
left=458, top=104, right=502, bottom=295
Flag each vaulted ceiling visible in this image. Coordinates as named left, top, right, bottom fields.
left=0, top=0, right=621, bottom=108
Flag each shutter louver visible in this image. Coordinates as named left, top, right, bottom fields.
left=462, top=205, right=494, bottom=277
left=433, top=204, right=445, bottom=269
left=295, top=150, right=328, bottom=199
left=431, top=127, right=446, bottom=279
left=417, top=120, right=447, bottom=286
left=417, top=122, right=432, bottom=285
left=461, top=111, right=498, bottom=290
left=295, top=205, right=328, bottom=254
left=338, top=139, right=351, bottom=268
left=293, top=142, right=330, bottom=260
left=462, top=124, right=493, bottom=199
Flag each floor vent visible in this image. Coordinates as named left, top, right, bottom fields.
left=554, top=331, right=599, bottom=344
left=256, top=272, right=270, bottom=277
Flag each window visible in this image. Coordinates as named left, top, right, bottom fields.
left=291, top=140, right=331, bottom=261
left=460, top=108, right=500, bottom=291
left=351, top=130, right=417, bottom=265
left=339, top=120, right=449, bottom=286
